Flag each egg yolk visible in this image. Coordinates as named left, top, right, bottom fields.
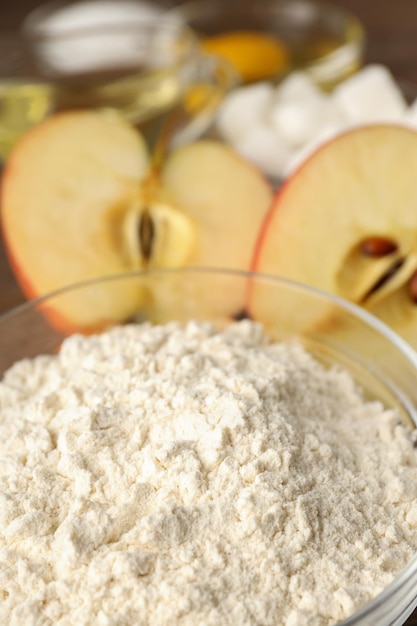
left=201, top=31, right=290, bottom=83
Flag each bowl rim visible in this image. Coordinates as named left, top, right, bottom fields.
left=166, top=0, right=367, bottom=63
left=340, top=548, right=417, bottom=625
left=167, top=0, right=364, bottom=26
left=1, top=265, right=417, bottom=364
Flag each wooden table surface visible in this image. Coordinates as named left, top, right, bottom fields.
left=2, top=1, right=417, bottom=623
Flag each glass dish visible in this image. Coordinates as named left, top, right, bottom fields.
left=1, top=266, right=417, bottom=626
left=168, top=0, right=366, bottom=89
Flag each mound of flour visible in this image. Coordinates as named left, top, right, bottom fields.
left=1, top=319, right=417, bottom=626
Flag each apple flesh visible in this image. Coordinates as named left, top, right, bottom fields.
left=1, top=109, right=273, bottom=330
left=249, top=124, right=417, bottom=347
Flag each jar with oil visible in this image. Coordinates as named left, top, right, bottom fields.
left=0, top=19, right=235, bottom=162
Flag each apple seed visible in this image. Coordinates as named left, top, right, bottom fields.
left=139, top=210, right=155, bottom=262
left=360, top=237, right=398, bottom=257
left=363, top=257, right=405, bottom=301
left=409, top=271, right=417, bottom=303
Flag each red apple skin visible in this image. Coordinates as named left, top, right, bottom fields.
left=247, top=124, right=417, bottom=347
left=249, top=123, right=411, bottom=280
left=1, top=109, right=275, bottom=333
left=0, top=109, right=151, bottom=332
left=2, top=221, right=135, bottom=335
left=2, top=241, right=119, bottom=335
left=249, top=131, right=331, bottom=279
left=246, top=165, right=299, bottom=317
left=2, top=210, right=116, bottom=335
left=248, top=124, right=392, bottom=286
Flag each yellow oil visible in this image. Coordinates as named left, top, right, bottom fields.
left=0, top=66, right=208, bottom=165
left=0, top=81, right=55, bottom=161
left=201, top=31, right=290, bottom=83
left=54, top=67, right=186, bottom=126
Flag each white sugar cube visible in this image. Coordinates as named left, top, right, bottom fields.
left=267, top=71, right=346, bottom=148
left=332, top=64, right=408, bottom=124
left=232, top=122, right=293, bottom=179
left=269, top=93, right=344, bottom=148
left=216, top=82, right=274, bottom=144
left=273, top=71, right=322, bottom=102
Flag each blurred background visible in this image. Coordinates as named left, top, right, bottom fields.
left=1, top=0, right=417, bottom=83
left=1, top=0, right=417, bottom=316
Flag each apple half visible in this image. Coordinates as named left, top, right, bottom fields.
left=249, top=124, right=417, bottom=347
left=1, top=109, right=273, bottom=330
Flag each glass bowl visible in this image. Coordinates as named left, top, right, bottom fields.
left=0, top=11, right=236, bottom=161
left=1, top=266, right=417, bottom=626
left=168, top=0, right=366, bottom=89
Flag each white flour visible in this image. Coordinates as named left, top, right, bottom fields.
left=1, top=319, right=417, bottom=626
